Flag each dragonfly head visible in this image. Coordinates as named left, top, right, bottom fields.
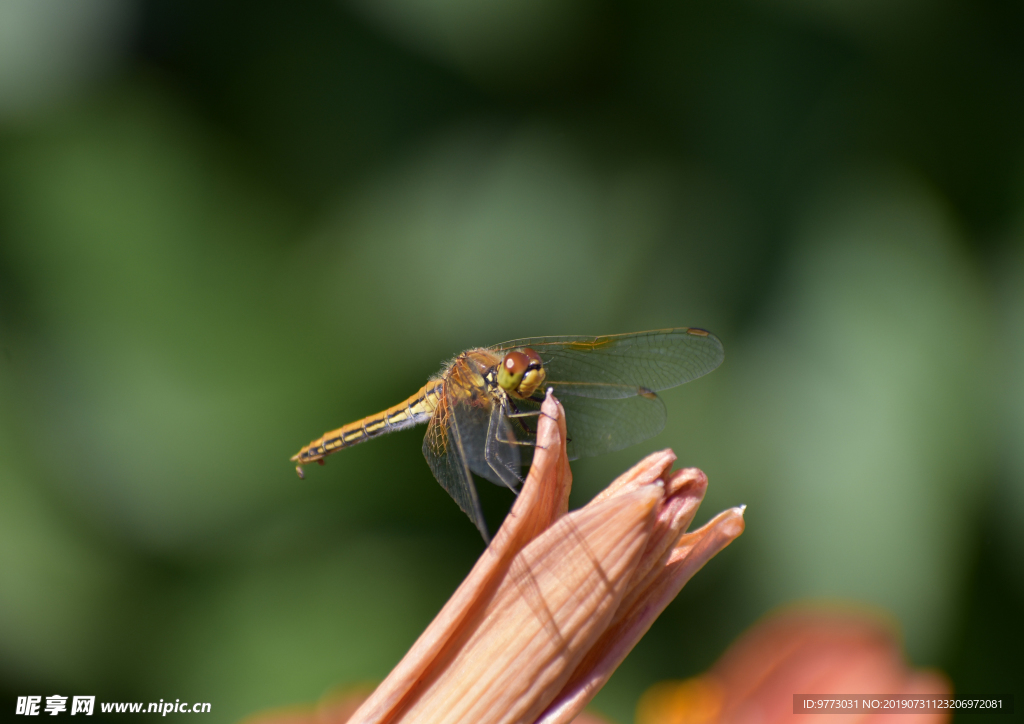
left=498, top=347, right=546, bottom=398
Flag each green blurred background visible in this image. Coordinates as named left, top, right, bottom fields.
left=1, top=0, right=1022, bottom=721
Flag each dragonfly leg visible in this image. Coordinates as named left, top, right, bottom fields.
left=502, top=438, right=545, bottom=448
left=507, top=409, right=556, bottom=422
left=504, top=398, right=538, bottom=436
left=484, top=403, right=526, bottom=493
left=503, top=400, right=550, bottom=449
left=504, top=398, right=553, bottom=441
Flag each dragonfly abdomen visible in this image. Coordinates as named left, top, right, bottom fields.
left=291, top=380, right=442, bottom=470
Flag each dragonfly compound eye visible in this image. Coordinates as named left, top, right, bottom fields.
left=522, top=347, right=543, bottom=369
left=497, top=351, right=528, bottom=391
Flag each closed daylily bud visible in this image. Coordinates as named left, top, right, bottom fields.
left=249, top=391, right=744, bottom=724
left=349, top=392, right=743, bottom=724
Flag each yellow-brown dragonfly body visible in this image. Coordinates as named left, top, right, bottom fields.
left=292, top=328, right=723, bottom=540
left=293, top=347, right=539, bottom=467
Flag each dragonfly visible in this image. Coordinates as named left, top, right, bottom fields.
left=292, top=327, right=724, bottom=541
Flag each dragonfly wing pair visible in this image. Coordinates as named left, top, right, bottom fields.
left=422, top=356, right=525, bottom=539
left=423, top=328, right=723, bottom=540
left=493, top=327, right=724, bottom=460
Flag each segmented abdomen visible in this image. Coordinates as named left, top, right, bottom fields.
left=291, top=379, right=443, bottom=464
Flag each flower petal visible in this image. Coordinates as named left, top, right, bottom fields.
left=395, top=484, right=662, bottom=723
left=711, top=607, right=950, bottom=724
left=538, top=507, right=746, bottom=724
left=636, top=607, right=952, bottom=724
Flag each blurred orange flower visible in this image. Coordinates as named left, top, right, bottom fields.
left=636, top=607, right=952, bottom=724
left=247, top=391, right=744, bottom=724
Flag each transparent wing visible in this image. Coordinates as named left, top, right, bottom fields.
left=493, top=327, right=724, bottom=399
left=421, top=383, right=489, bottom=541
left=502, top=391, right=666, bottom=460
left=492, top=328, right=721, bottom=458
left=443, top=391, right=523, bottom=490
